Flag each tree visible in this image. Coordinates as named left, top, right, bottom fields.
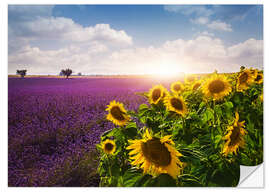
left=16, top=70, right=27, bottom=78
left=61, top=68, right=73, bottom=78
left=240, top=66, right=245, bottom=71
left=77, top=72, right=82, bottom=76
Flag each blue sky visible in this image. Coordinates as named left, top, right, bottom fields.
left=8, top=5, right=263, bottom=75
left=52, top=5, right=263, bottom=46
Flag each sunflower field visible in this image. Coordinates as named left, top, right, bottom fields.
left=97, top=67, right=263, bottom=187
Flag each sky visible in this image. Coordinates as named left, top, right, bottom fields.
left=8, top=5, right=263, bottom=75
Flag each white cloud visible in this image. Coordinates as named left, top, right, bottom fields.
left=63, top=23, right=133, bottom=46
left=8, top=6, right=261, bottom=75
left=227, top=38, right=263, bottom=65
left=190, top=17, right=232, bottom=32
left=9, top=17, right=132, bottom=47
left=207, top=20, right=233, bottom=32
left=190, top=17, right=209, bottom=25
left=200, top=31, right=215, bottom=37
left=164, top=5, right=233, bottom=33
left=164, top=5, right=214, bottom=17
left=9, top=35, right=263, bottom=75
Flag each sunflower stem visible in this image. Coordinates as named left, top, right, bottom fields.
left=106, top=155, right=113, bottom=178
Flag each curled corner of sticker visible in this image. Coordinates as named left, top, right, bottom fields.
left=238, top=163, right=264, bottom=188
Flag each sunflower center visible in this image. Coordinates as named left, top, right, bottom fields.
left=239, top=72, right=248, bottom=84
left=141, top=138, right=171, bottom=167
left=170, top=98, right=183, bottom=111
left=208, top=80, right=225, bottom=94
left=255, top=74, right=262, bottom=82
left=173, top=84, right=181, bottom=91
left=105, top=143, right=114, bottom=151
left=152, top=89, right=162, bottom=102
left=228, top=126, right=241, bottom=146
left=111, top=106, right=125, bottom=121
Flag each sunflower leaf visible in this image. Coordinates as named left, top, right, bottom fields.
left=150, top=174, right=177, bottom=187
left=122, top=168, right=142, bottom=187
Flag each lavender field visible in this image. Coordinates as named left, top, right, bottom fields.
left=8, top=77, right=173, bottom=187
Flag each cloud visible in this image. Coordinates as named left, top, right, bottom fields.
left=8, top=6, right=133, bottom=75
left=8, top=13, right=133, bottom=60
left=102, top=36, right=262, bottom=74
left=8, top=34, right=263, bottom=75
left=164, top=5, right=214, bottom=17
left=190, top=17, right=209, bottom=25
left=9, top=16, right=132, bottom=47
left=207, top=20, right=233, bottom=32
left=8, top=6, right=262, bottom=75
left=164, top=5, right=260, bottom=22
left=191, top=17, right=232, bottom=32
left=164, top=5, right=245, bottom=33
left=200, top=31, right=215, bottom=37
left=227, top=38, right=263, bottom=64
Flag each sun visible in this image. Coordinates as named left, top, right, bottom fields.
left=151, top=63, right=182, bottom=78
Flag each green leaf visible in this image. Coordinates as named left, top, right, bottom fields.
left=179, top=174, right=203, bottom=187
left=214, top=135, right=222, bottom=144
left=232, top=92, right=242, bottom=105
left=101, top=129, right=114, bottom=139
left=134, top=174, right=152, bottom=187
left=138, top=104, right=149, bottom=116
left=110, top=160, right=121, bottom=177
left=224, top=101, right=234, bottom=109
left=198, top=102, right=206, bottom=113
left=122, top=168, right=142, bottom=187
left=214, top=105, right=222, bottom=117
left=123, top=122, right=138, bottom=139
left=149, top=174, right=177, bottom=187
left=209, top=161, right=240, bottom=187
left=201, top=108, right=214, bottom=124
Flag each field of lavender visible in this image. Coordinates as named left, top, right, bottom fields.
left=8, top=77, right=168, bottom=187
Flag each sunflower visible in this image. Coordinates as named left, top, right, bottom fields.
left=148, top=84, right=167, bottom=104
left=222, top=112, right=247, bottom=156
left=254, top=72, right=263, bottom=84
left=126, top=129, right=183, bottom=179
left=170, top=81, right=184, bottom=94
left=162, top=87, right=170, bottom=99
left=102, top=139, right=116, bottom=155
left=250, top=68, right=258, bottom=77
left=202, top=74, right=232, bottom=101
left=184, top=75, right=197, bottom=84
left=191, top=80, right=202, bottom=91
left=164, top=94, right=187, bottom=116
left=236, top=69, right=256, bottom=91
left=106, top=100, right=130, bottom=126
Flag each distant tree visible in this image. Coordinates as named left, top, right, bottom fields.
left=59, top=71, right=64, bottom=76
left=240, top=66, right=245, bottom=71
left=77, top=72, right=82, bottom=76
left=16, top=70, right=27, bottom=78
left=61, top=68, right=73, bottom=78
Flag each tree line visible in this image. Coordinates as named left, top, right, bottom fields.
left=15, top=68, right=82, bottom=78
